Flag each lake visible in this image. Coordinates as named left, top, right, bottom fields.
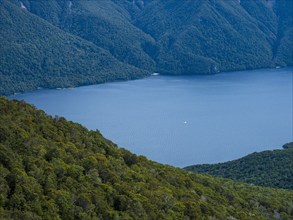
left=11, top=67, right=293, bottom=167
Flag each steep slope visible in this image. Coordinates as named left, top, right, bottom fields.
left=132, top=0, right=276, bottom=74
left=184, top=146, right=293, bottom=190
left=1, top=0, right=292, bottom=95
left=1, top=97, right=293, bottom=219
left=0, top=0, right=150, bottom=95
left=18, top=0, right=156, bottom=71
left=273, top=0, right=293, bottom=65
left=18, top=0, right=293, bottom=74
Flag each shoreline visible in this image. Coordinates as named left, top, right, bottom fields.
left=5, top=65, right=292, bottom=98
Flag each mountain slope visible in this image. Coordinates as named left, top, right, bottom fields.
left=1, top=0, right=292, bottom=95
left=1, top=97, right=293, bottom=219
left=0, top=0, right=150, bottom=95
left=18, top=0, right=156, bottom=71
left=132, top=0, right=276, bottom=73
left=16, top=0, right=293, bottom=74
left=272, top=0, right=293, bottom=65
left=184, top=146, right=293, bottom=190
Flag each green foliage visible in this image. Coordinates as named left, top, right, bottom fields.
left=0, top=97, right=293, bottom=219
left=185, top=145, right=293, bottom=190
left=0, top=0, right=151, bottom=96
left=283, top=142, right=293, bottom=149
left=1, top=0, right=293, bottom=95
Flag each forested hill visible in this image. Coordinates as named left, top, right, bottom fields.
left=184, top=145, right=293, bottom=190
left=0, top=97, right=293, bottom=219
left=1, top=0, right=293, bottom=95
left=0, top=0, right=150, bottom=96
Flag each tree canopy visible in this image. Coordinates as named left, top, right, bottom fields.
left=0, top=97, right=293, bottom=219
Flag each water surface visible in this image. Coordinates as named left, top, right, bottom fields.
left=11, top=68, right=293, bottom=167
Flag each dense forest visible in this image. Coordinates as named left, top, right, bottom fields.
left=0, top=0, right=150, bottom=96
left=0, top=97, right=293, bottom=219
left=1, top=0, right=293, bottom=95
left=184, top=145, right=293, bottom=190
left=1, top=0, right=292, bottom=219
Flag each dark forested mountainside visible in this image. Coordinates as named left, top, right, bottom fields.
left=185, top=145, right=293, bottom=190
left=0, top=0, right=150, bottom=96
left=0, top=97, right=293, bottom=219
left=1, top=0, right=292, bottom=95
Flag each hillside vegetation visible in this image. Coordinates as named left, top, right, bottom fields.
left=0, top=97, right=293, bottom=219
left=0, top=0, right=150, bottom=95
left=1, top=0, right=293, bottom=95
left=184, top=146, right=293, bottom=190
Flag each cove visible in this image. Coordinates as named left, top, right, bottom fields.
left=11, top=67, right=293, bottom=167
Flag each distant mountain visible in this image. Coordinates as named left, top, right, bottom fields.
left=1, top=0, right=292, bottom=95
left=0, top=0, right=150, bottom=95
left=1, top=97, right=293, bottom=219
left=184, top=144, right=293, bottom=190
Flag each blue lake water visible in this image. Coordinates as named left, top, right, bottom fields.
left=11, top=67, right=293, bottom=167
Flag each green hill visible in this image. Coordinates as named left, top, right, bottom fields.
left=0, top=0, right=150, bottom=96
left=184, top=146, right=293, bottom=190
left=1, top=97, right=293, bottom=219
left=1, top=0, right=292, bottom=95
